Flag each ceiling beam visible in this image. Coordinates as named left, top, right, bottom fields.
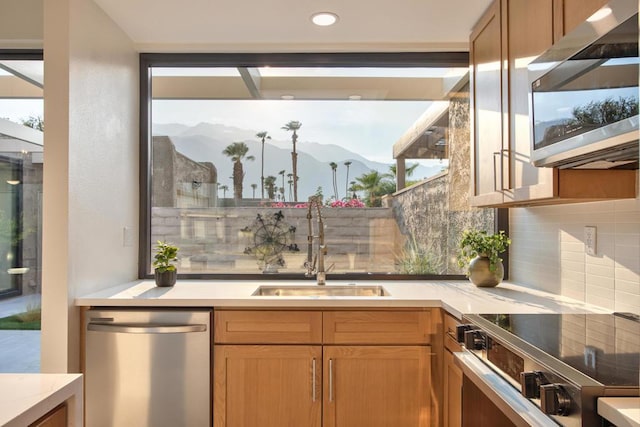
left=237, top=67, right=262, bottom=99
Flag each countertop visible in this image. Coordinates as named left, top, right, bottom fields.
left=0, top=373, right=83, bottom=427
left=598, top=398, right=640, bottom=427
left=75, top=279, right=611, bottom=318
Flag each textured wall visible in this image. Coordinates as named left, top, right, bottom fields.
left=42, top=0, right=138, bottom=372
left=391, top=88, right=495, bottom=274
left=510, top=199, right=640, bottom=314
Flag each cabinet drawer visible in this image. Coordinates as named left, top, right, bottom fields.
left=215, top=310, right=322, bottom=344
left=323, top=311, right=431, bottom=344
left=444, top=312, right=462, bottom=353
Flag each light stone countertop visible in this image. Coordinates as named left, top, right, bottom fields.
left=75, top=279, right=611, bottom=318
left=0, top=373, right=83, bottom=427
left=598, top=398, right=640, bottom=427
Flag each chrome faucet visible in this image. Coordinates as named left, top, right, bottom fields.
left=305, top=195, right=328, bottom=285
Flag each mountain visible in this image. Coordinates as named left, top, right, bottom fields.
left=154, top=122, right=443, bottom=199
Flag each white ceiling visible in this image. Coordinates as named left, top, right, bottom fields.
left=92, top=0, right=493, bottom=52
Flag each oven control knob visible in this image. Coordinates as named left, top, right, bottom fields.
left=520, top=371, right=544, bottom=398
left=540, top=384, right=571, bottom=416
left=455, top=324, right=475, bottom=344
left=463, top=329, right=485, bottom=350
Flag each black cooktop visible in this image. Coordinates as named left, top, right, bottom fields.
left=478, top=313, right=640, bottom=387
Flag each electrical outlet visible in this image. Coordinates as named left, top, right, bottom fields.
left=584, top=226, right=596, bottom=256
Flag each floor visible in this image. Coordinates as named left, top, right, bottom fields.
left=0, top=294, right=41, bottom=373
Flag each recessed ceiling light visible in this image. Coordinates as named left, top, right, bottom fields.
left=348, top=95, right=362, bottom=101
left=311, top=12, right=339, bottom=27
left=6, top=180, right=20, bottom=185
left=281, top=95, right=295, bottom=100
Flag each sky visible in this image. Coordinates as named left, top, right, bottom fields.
left=153, top=99, right=433, bottom=164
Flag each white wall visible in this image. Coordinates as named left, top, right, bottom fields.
left=42, top=0, right=139, bottom=372
left=510, top=198, right=640, bottom=314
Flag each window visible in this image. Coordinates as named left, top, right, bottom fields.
left=141, top=53, right=499, bottom=279
left=0, top=51, right=43, bottom=373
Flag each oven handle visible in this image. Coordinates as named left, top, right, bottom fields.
left=454, top=351, right=559, bottom=427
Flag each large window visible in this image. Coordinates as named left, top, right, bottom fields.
left=0, top=51, right=43, bottom=373
left=141, top=53, right=498, bottom=279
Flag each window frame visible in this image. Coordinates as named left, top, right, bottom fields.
left=139, top=52, right=508, bottom=280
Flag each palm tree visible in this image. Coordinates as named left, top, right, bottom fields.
left=256, top=131, right=271, bottom=199
left=354, top=170, right=394, bottom=207
left=222, top=142, right=255, bottom=200
left=219, top=184, right=229, bottom=199
left=282, top=120, right=302, bottom=201
left=389, top=163, right=419, bottom=180
left=329, top=162, right=338, bottom=200
left=264, top=175, right=277, bottom=200
left=278, top=170, right=286, bottom=202
left=251, top=183, right=258, bottom=199
left=344, top=161, right=352, bottom=198
left=287, top=178, right=293, bottom=201
left=349, top=181, right=357, bottom=199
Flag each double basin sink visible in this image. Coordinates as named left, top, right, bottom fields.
left=252, top=285, right=391, bottom=297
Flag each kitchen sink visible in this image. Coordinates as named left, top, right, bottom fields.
left=252, top=285, right=391, bottom=297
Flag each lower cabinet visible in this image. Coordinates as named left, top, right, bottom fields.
left=214, top=345, right=322, bottom=427
left=324, top=345, right=430, bottom=427
left=443, top=313, right=462, bottom=427
left=443, top=350, right=462, bottom=427
left=29, top=403, right=67, bottom=427
left=213, top=309, right=433, bottom=427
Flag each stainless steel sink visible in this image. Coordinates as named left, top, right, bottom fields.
left=252, top=285, right=391, bottom=297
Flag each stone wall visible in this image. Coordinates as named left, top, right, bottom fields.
left=152, top=136, right=217, bottom=208
left=390, top=87, right=495, bottom=274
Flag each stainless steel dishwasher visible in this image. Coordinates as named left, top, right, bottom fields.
left=84, top=308, right=212, bottom=427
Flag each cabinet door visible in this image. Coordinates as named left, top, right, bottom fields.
left=443, top=350, right=462, bottom=427
left=214, top=345, right=321, bottom=427
left=324, top=346, right=430, bottom=427
left=470, top=0, right=507, bottom=206
left=554, top=0, right=609, bottom=41
left=29, top=403, right=67, bottom=427
left=504, top=0, right=556, bottom=203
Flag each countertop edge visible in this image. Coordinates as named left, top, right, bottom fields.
left=598, top=398, right=640, bottom=427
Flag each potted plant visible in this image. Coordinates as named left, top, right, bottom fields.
left=458, top=230, right=511, bottom=287
left=153, top=240, right=179, bottom=287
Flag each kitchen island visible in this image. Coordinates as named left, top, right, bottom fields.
left=0, top=373, right=82, bottom=427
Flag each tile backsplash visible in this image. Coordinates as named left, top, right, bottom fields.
left=510, top=198, right=640, bottom=314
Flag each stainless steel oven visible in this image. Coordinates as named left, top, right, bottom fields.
left=454, top=313, right=640, bottom=427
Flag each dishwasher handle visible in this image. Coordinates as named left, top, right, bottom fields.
left=88, top=322, right=207, bottom=334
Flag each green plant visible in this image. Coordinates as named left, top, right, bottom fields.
left=396, top=236, right=440, bottom=275
left=458, top=230, right=510, bottom=273
left=153, top=240, right=179, bottom=273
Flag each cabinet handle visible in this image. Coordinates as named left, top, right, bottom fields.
left=312, top=358, right=316, bottom=402
left=493, top=151, right=501, bottom=192
left=329, top=358, right=334, bottom=402
left=493, top=149, right=509, bottom=191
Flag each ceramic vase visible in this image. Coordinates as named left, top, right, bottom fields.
left=468, top=256, right=504, bottom=287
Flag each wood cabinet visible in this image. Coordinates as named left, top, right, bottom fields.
left=470, top=0, right=637, bottom=207
left=214, top=345, right=322, bottom=427
left=443, top=314, right=462, bottom=427
left=214, top=309, right=432, bottom=427
left=29, top=403, right=67, bottom=427
left=553, top=0, right=609, bottom=41
left=324, top=346, right=430, bottom=427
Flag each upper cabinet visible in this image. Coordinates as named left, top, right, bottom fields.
left=470, top=0, right=638, bottom=207
left=554, top=0, right=609, bottom=41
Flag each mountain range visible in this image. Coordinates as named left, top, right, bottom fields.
left=152, top=122, right=444, bottom=200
